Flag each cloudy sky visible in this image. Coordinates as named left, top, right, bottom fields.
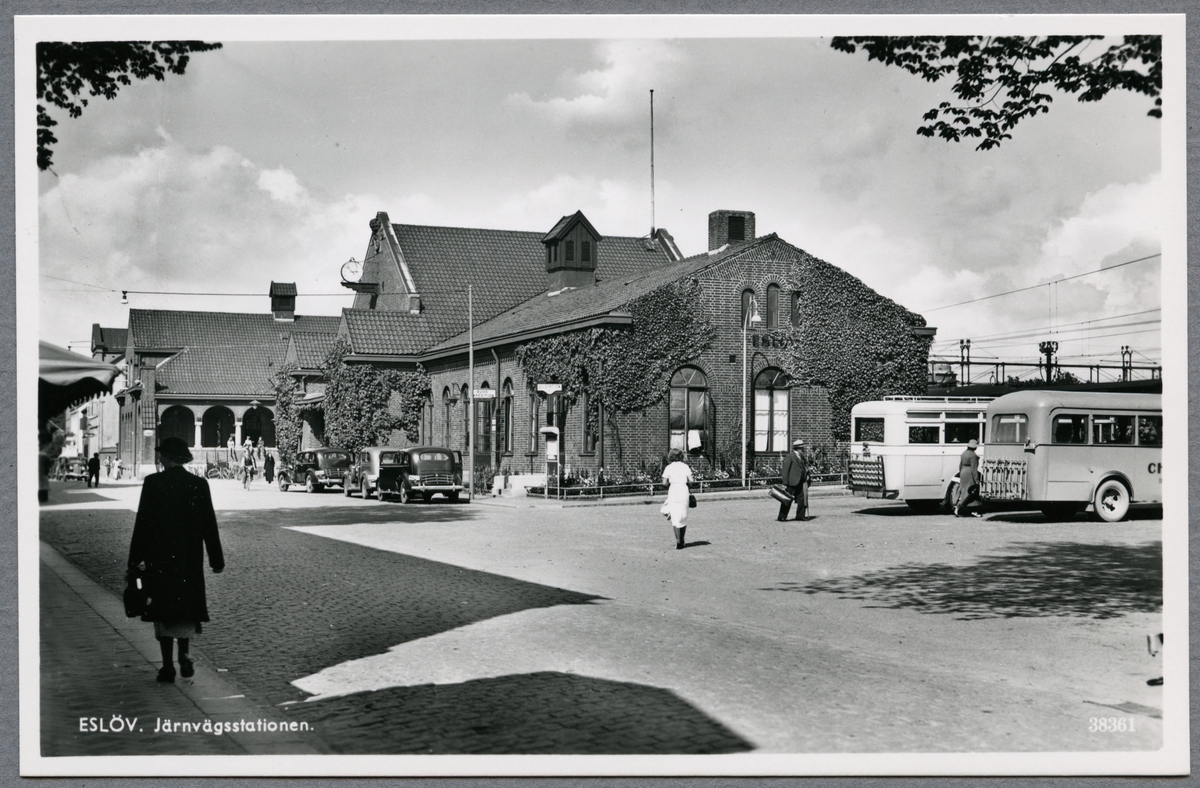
left=32, top=19, right=1176, bottom=382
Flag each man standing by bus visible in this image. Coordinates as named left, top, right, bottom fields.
left=954, top=439, right=983, bottom=518
left=778, top=439, right=810, bottom=521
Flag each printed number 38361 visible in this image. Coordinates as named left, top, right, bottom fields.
left=1089, top=717, right=1134, bottom=732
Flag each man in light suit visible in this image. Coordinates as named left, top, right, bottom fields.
left=777, top=438, right=810, bottom=521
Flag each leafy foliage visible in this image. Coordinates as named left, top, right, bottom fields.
left=36, top=41, right=222, bottom=170
left=780, top=254, right=932, bottom=440
left=321, top=339, right=430, bottom=455
left=517, top=279, right=714, bottom=415
left=830, top=35, right=1161, bottom=150
left=271, top=365, right=303, bottom=468
left=1006, top=370, right=1084, bottom=388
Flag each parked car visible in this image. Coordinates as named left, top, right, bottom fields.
left=345, top=446, right=405, bottom=500
left=55, top=456, right=88, bottom=482
left=278, top=448, right=352, bottom=493
left=392, top=446, right=464, bottom=503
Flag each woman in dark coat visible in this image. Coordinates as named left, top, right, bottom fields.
left=128, top=437, right=224, bottom=683
left=263, top=452, right=275, bottom=485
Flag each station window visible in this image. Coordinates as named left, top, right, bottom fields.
left=669, top=366, right=712, bottom=456
left=753, top=368, right=789, bottom=452
left=765, top=284, right=780, bottom=329
left=565, top=240, right=575, bottom=263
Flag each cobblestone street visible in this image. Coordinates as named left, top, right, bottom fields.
left=38, top=478, right=1165, bottom=757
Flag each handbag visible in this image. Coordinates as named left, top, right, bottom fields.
left=688, top=493, right=697, bottom=509
left=123, top=566, right=148, bottom=618
left=769, top=484, right=794, bottom=504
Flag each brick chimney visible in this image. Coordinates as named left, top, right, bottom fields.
left=269, top=281, right=297, bottom=321
left=708, top=210, right=755, bottom=251
left=542, top=210, right=602, bottom=294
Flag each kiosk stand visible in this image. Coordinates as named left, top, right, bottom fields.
left=539, top=426, right=560, bottom=499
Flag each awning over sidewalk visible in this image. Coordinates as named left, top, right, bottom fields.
left=39, top=341, right=121, bottom=421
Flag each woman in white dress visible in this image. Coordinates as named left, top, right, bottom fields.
left=660, top=449, right=694, bottom=550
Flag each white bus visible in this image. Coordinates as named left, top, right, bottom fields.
left=980, top=390, right=1162, bottom=522
left=848, top=396, right=992, bottom=513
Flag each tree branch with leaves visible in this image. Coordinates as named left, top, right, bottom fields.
left=36, top=40, right=222, bottom=170
left=831, top=35, right=1160, bottom=150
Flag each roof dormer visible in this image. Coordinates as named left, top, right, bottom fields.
left=542, top=210, right=602, bottom=294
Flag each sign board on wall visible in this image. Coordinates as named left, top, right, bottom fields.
left=536, top=383, right=562, bottom=395
left=472, top=389, right=496, bottom=399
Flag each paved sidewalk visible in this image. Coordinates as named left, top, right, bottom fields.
left=477, top=484, right=855, bottom=509
left=40, top=542, right=324, bottom=756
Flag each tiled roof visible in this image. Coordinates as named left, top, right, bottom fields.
left=428, top=235, right=779, bottom=353
left=130, top=309, right=340, bottom=397
left=91, top=325, right=128, bottom=353
left=288, top=330, right=338, bottom=369
left=361, top=221, right=674, bottom=337
left=341, top=309, right=450, bottom=356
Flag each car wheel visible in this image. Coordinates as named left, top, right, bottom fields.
left=1093, top=478, right=1131, bottom=523
left=398, top=484, right=409, bottom=504
left=344, top=478, right=354, bottom=497
left=278, top=477, right=290, bottom=492
left=363, top=478, right=375, bottom=500
left=305, top=475, right=317, bottom=494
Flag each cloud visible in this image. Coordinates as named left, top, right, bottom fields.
left=507, top=40, right=685, bottom=140
left=39, top=142, right=381, bottom=345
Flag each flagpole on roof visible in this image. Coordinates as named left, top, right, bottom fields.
left=650, top=89, right=656, bottom=237
left=468, top=284, right=474, bottom=503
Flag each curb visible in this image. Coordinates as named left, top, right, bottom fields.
left=474, top=485, right=855, bottom=509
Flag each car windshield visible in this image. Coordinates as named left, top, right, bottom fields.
left=413, top=451, right=454, bottom=471
left=379, top=452, right=401, bottom=464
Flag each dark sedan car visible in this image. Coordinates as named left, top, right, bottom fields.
left=279, top=448, right=352, bottom=493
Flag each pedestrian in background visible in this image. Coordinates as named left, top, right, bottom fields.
left=241, top=449, right=257, bottom=490
left=113, top=457, right=123, bottom=480
left=660, top=449, right=694, bottom=550
left=777, top=438, right=810, bottom=521
left=127, top=437, right=224, bottom=683
left=263, top=452, right=275, bottom=485
left=104, top=455, right=112, bottom=478
left=256, top=437, right=265, bottom=461
left=87, top=452, right=101, bottom=488
left=954, top=438, right=983, bottom=518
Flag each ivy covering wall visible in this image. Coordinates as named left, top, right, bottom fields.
left=272, top=365, right=303, bottom=468
left=321, top=339, right=430, bottom=455
left=781, top=253, right=932, bottom=439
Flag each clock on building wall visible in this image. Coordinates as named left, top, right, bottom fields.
left=340, top=258, right=363, bottom=283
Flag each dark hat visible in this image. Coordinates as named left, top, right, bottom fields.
left=967, top=439, right=979, bottom=449
left=156, top=436, right=193, bottom=463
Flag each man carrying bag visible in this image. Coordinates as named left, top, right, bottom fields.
left=777, top=438, right=810, bottom=522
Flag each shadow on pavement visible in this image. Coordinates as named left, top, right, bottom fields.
left=41, top=510, right=605, bottom=707
left=986, top=507, right=1163, bottom=524
left=41, top=491, right=119, bottom=505
left=763, top=540, right=1161, bottom=620
left=218, top=504, right=477, bottom=527
left=293, top=671, right=753, bottom=754
left=853, top=505, right=926, bottom=517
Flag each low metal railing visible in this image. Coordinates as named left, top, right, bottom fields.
left=528, top=472, right=848, bottom=501
left=980, top=458, right=1028, bottom=501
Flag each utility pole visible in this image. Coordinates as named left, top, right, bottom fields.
left=467, top=285, right=473, bottom=502
left=958, top=339, right=971, bottom=386
left=1121, top=345, right=1133, bottom=382
left=1038, top=341, right=1058, bottom=384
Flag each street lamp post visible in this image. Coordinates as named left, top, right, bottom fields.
left=741, top=297, right=761, bottom=488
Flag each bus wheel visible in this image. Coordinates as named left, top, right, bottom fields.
left=940, top=482, right=958, bottom=514
left=906, top=500, right=941, bottom=515
left=1093, top=479, right=1130, bottom=523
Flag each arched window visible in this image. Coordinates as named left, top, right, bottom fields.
left=461, top=384, right=470, bottom=449
left=201, top=406, right=235, bottom=448
left=766, top=284, right=780, bottom=329
left=754, top=368, right=790, bottom=452
left=500, top=379, right=514, bottom=455
left=740, top=289, right=755, bottom=328
left=159, top=405, right=195, bottom=447
left=242, top=406, right=276, bottom=447
left=442, top=387, right=453, bottom=447
left=669, top=367, right=713, bottom=456
left=475, top=382, right=492, bottom=456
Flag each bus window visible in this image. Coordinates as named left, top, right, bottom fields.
left=991, top=414, right=1027, bottom=443
left=906, top=411, right=942, bottom=420
left=1092, top=415, right=1135, bottom=445
left=908, top=426, right=939, bottom=444
left=1138, top=415, right=1162, bottom=447
left=945, top=422, right=981, bottom=444
left=1051, top=414, right=1089, bottom=444
left=854, top=418, right=884, bottom=442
